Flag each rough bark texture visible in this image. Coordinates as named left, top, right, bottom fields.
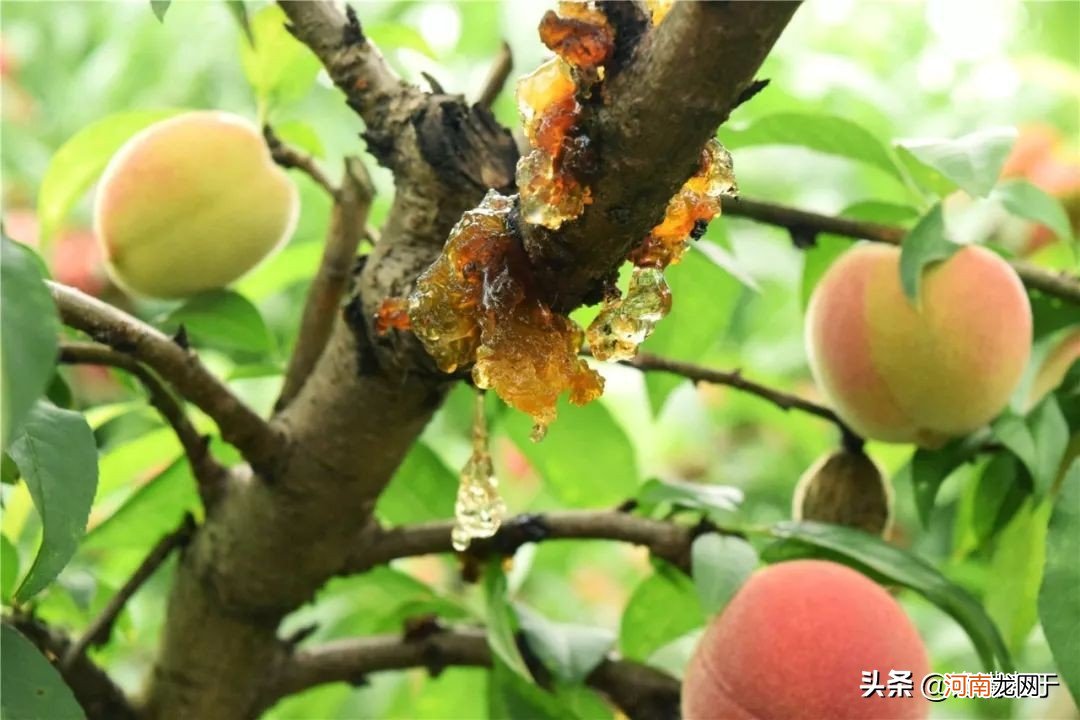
left=84, top=2, right=801, bottom=718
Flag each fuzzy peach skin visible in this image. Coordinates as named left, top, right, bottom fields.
left=805, top=244, right=1031, bottom=447
left=94, top=111, right=298, bottom=298
left=682, top=560, right=930, bottom=720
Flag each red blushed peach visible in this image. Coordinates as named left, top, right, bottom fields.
left=94, top=111, right=298, bottom=299
left=805, top=244, right=1031, bottom=447
left=682, top=560, right=930, bottom=720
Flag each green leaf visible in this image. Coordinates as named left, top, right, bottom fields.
left=514, top=603, right=615, bottom=683
left=1039, top=461, right=1080, bottom=707
left=907, top=435, right=983, bottom=527
left=2, top=452, right=19, bottom=485
left=239, top=4, right=322, bottom=112
left=637, top=478, right=742, bottom=517
left=899, top=203, right=958, bottom=303
left=376, top=443, right=456, bottom=525
left=691, top=533, right=758, bottom=615
left=620, top=561, right=704, bottom=661
left=366, top=22, right=437, bottom=59
left=1, top=237, right=59, bottom=448
left=9, top=402, right=98, bottom=602
left=82, top=458, right=198, bottom=552
left=234, top=241, right=323, bottom=301
left=692, top=241, right=758, bottom=292
left=487, top=657, right=569, bottom=720
left=1, top=624, right=85, bottom=720
left=719, top=113, right=902, bottom=180
left=971, top=453, right=1028, bottom=546
left=163, top=289, right=274, bottom=355
left=483, top=562, right=531, bottom=681
left=500, top=399, right=637, bottom=508
left=37, top=109, right=179, bottom=246
left=985, top=498, right=1050, bottom=656
left=1, top=535, right=19, bottom=604
left=225, top=0, right=254, bottom=46
left=765, top=521, right=1013, bottom=671
left=641, top=248, right=741, bottom=414
left=150, top=0, right=170, bottom=22
left=273, top=120, right=325, bottom=158
left=993, top=397, right=1069, bottom=495
left=994, top=179, right=1076, bottom=245
left=898, top=127, right=1017, bottom=198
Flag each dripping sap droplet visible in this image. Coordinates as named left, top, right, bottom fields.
left=452, top=393, right=507, bottom=551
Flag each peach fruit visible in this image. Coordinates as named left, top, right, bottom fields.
left=94, top=111, right=298, bottom=298
left=682, top=560, right=930, bottom=720
left=805, top=244, right=1031, bottom=447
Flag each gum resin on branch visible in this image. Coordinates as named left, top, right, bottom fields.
left=586, top=267, right=672, bottom=362
left=406, top=191, right=603, bottom=435
left=515, top=2, right=613, bottom=229
left=629, top=138, right=737, bottom=270
left=586, top=139, right=736, bottom=361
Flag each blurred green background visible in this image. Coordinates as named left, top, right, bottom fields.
left=1, top=1, right=1077, bottom=718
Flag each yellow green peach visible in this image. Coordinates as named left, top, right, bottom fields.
left=805, top=244, right=1031, bottom=447
left=94, top=111, right=298, bottom=298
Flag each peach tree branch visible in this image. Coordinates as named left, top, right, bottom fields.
left=57, top=341, right=228, bottom=500
left=721, top=196, right=1080, bottom=305
left=264, top=124, right=338, bottom=198
left=277, top=158, right=374, bottom=410
left=624, top=351, right=862, bottom=447
left=476, top=40, right=514, bottom=110
left=49, top=283, right=281, bottom=473
left=350, top=509, right=731, bottom=574
left=523, top=1, right=802, bottom=311
left=61, top=515, right=196, bottom=671
left=264, top=626, right=680, bottom=720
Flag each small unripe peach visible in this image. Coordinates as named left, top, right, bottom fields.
left=682, top=560, right=930, bottom=720
left=793, top=449, right=892, bottom=537
left=94, top=111, right=298, bottom=298
left=805, top=244, right=1031, bottom=447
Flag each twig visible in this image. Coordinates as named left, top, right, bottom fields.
left=626, top=351, right=862, bottom=447
left=263, top=125, right=338, bottom=198
left=721, top=196, right=1080, bottom=305
left=6, top=614, right=137, bottom=720
left=277, top=158, right=375, bottom=409
left=48, top=282, right=282, bottom=473
left=62, top=516, right=196, bottom=670
left=59, top=342, right=227, bottom=500
left=264, top=627, right=680, bottom=720
left=351, top=509, right=714, bottom=574
left=476, top=41, right=513, bottom=109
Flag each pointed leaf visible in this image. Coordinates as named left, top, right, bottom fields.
left=515, top=603, right=615, bottom=683
left=1, top=237, right=59, bottom=448
left=691, top=533, right=758, bottom=615
left=898, top=128, right=1017, bottom=198
left=1, top=624, right=85, bottom=720
left=899, top=204, right=957, bottom=303
left=1039, top=461, right=1080, bottom=706
left=483, top=562, right=531, bottom=681
left=9, top=402, right=98, bottom=601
